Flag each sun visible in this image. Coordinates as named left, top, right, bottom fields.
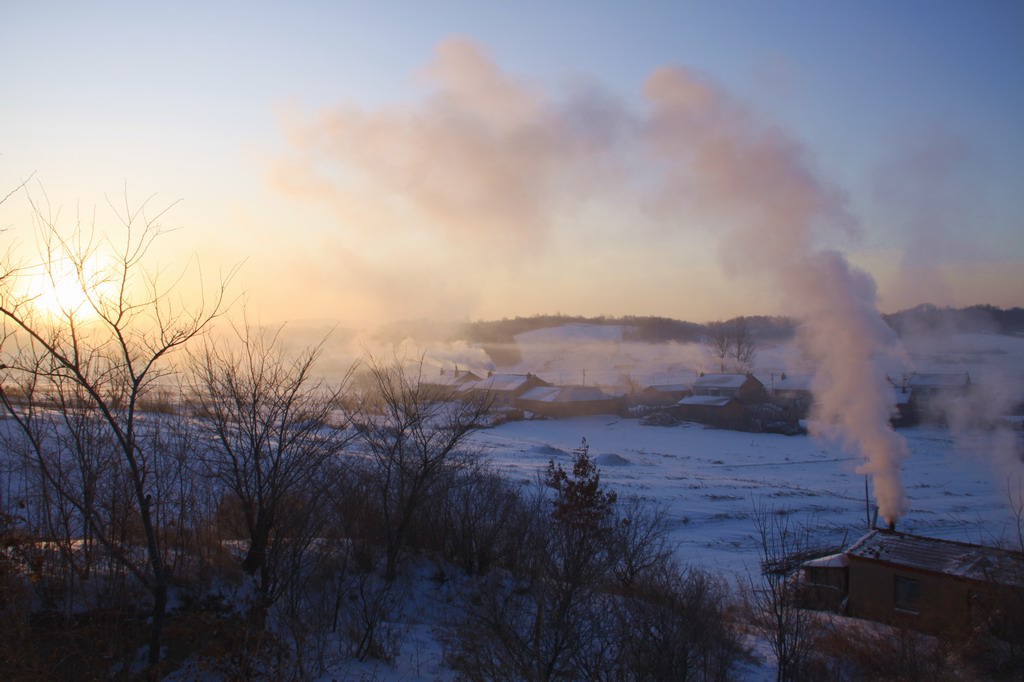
left=27, top=257, right=110, bottom=320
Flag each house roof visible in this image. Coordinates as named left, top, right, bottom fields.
left=772, top=374, right=814, bottom=392
left=693, top=373, right=759, bottom=390
left=677, top=395, right=737, bottom=408
left=519, top=385, right=615, bottom=403
left=422, top=369, right=482, bottom=388
left=888, top=372, right=971, bottom=390
left=643, top=384, right=691, bottom=393
left=907, top=372, right=971, bottom=389
left=846, top=530, right=1024, bottom=586
left=803, top=552, right=850, bottom=569
left=468, top=374, right=543, bottom=393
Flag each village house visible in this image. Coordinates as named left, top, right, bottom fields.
left=634, top=383, right=692, bottom=408
left=515, top=384, right=625, bottom=419
left=419, top=368, right=483, bottom=401
left=672, top=373, right=768, bottom=430
left=769, top=373, right=814, bottom=418
left=673, top=394, right=748, bottom=430
left=889, top=371, right=973, bottom=424
left=459, top=372, right=551, bottom=408
left=766, top=372, right=915, bottom=427
left=690, top=373, right=768, bottom=401
left=801, top=529, right=1024, bottom=635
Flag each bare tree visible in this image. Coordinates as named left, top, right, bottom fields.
left=446, top=439, right=621, bottom=680
left=705, top=321, right=731, bottom=374
left=188, top=322, right=354, bottom=625
left=352, top=356, right=490, bottom=582
left=731, top=316, right=758, bottom=372
left=705, top=318, right=757, bottom=374
left=746, top=502, right=817, bottom=682
left=612, top=561, right=743, bottom=681
left=0, top=191, right=234, bottom=674
left=609, top=495, right=676, bottom=590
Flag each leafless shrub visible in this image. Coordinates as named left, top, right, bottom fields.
left=806, top=617, right=955, bottom=682
left=612, top=561, right=747, bottom=681
left=443, top=439, right=749, bottom=680
left=339, top=568, right=408, bottom=663
left=610, top=494, right=676, bottom=590
left=745, top=501, right=819, bottom=681
left=264, top=538, right=350, bottom=679
left=430, top=465, right=533, bottom=576
left=352, top=356, right=490, bottom=581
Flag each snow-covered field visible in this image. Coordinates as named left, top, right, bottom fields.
left=356, top=403, right=1023, bottom=681
left=471, top=416, right=1023, bottom=577
left=452, top=325, right=1024, bottom=577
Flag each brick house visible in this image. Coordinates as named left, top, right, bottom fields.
left=672, top=373, right=767, bottom=429
left=802, top=529, right=1024, bottom=634
left=516, top=385, right=625, bottom=418
left=459, top=372, right=551, bottom=408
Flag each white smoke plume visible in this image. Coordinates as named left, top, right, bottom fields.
left=640, top=67, right=911, bottom=523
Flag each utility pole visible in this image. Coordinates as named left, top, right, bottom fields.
left=865, top=473, right=871, bottom=529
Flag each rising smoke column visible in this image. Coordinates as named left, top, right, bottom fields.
left=644, top=66, right=910, bottom=523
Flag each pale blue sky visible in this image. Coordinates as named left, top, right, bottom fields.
left=3, top=1, right=1022, bottom=325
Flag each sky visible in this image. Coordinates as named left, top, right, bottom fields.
left=2, top=1, right=1022, bottom=329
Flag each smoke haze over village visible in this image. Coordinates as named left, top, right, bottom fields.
left=2, top=3, right=1022, bottom=329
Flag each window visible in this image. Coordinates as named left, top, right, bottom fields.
left=894, top=575, right=920, bottom=613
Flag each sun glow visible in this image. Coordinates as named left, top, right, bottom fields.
left=25, top=257, right=112, bottom=320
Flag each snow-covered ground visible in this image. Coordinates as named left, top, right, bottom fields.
left=470, top=416, right=1023, bottom=578
left=459, top=325, right=1024, bottom=577
left=335, top=409, right=1022, bottom=681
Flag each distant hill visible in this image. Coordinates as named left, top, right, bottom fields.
left=370, top=306, right=1024, bottom=349
left=884, top=304, right=1024, bottom=337
left=463, top=314, right=797, bottom=346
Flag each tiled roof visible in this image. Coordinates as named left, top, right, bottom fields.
left=519, top=385, right=614, bottom=403
left=422, top=370, right=482, bottom=387
left=908, top=372, right=971, bottom=389
left=677, top=395, right=737, bottom=408
left=644, top=384, right=691, bottom=393
left=846, top=530, right=1023, bottom=586
left=470, top=374, right=538, bottom=392
left=693, top=374, right=757, bottom=389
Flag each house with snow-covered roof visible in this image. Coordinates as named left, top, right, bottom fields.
left=769, top=372, right=814, bottom=418
left=419, top=368, right=483, bottom=401
left=691, top=373, right=768, bottom=402
left=673, top=394, right=747, bottom=430
left=516, top=385, right=624, bottom=419
left=460, top=372, right=551, bottom=408
left=635, top=383, right=692, bottom=407
left=671, top=373, right=767, bottom=430
left=888, top=371, right=973, bottom=424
